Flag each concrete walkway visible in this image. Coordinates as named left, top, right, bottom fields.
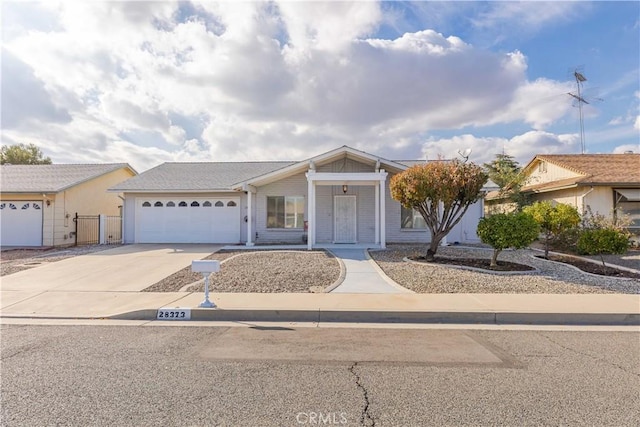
left=328, top=249, right=412, bottom=294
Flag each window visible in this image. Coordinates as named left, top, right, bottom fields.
left=166, top=201, right=175, bottom=207
left=267, top=196, right=304, bottom=229
left=401, top=206, right=427, bottom=229
left=203, top=201, right=212, bottom=207
left=154, top=201, right=163, bottom=207
left=191, top=201, right=200, bottom=207
left=178, top=201, right=187, bottom=207
left=617, top=203, right=640, bottom=229
left=142, top=202, right=151, bottom=207
left=214, top=201, right=224, bottom=207
left=227, top=201, right=237, bottom=207
left=538, top=161, right=547, bottom=173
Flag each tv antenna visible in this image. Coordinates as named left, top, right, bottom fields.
left=567, top=69, right=602, bottom=154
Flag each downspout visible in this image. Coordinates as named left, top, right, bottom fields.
left=581, top=186, right=594, bottom=217
left=118, top=195, right=125, bottom=244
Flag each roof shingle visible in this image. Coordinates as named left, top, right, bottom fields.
left=534, top=154, right=640, bottom=184
left=109, top=162, right=295, bottom=192
left=1, top=164, right=133, bottom=193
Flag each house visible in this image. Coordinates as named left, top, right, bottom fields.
left=0, top=164, right=137, bottom=247
left=109, top=146, right=486, bottom=248
left=485, top=153, right=640, bottom=234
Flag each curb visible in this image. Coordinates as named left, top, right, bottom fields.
left=107, top=308, right=640, bottom=325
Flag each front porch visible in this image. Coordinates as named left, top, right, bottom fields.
left=305, top=169, right=389, bottom=250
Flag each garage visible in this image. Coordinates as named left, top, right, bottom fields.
left=0, top=201, right=43, bottom=247
left=134, top=197, right=241, bottom=243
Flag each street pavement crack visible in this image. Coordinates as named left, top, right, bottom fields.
left=538, top=332, right=640, bottom=377
left=349, top=362, right=375, bottom=427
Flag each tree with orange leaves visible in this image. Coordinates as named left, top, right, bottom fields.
left=390, top=159, right=488, bottom=261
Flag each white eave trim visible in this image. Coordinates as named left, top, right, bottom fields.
left=236, top=146, right=406, bottom=188
left=109, top=189, right=240, bottom=193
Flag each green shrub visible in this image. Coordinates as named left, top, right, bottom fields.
left=577, top=228, right=629, bottom=256
left=477, top=212, right=540, bottom=266
left=523, top=201, right=580, bottom=257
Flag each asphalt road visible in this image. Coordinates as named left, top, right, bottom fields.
left=1, top=325, right=638, bottom=426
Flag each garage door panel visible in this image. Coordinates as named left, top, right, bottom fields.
left=135, top=198, right=240, bottom=244
left=0, top=201, right=43, bottom=246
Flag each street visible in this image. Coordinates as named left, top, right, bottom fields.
left=1, top=324, right=638, bottom=426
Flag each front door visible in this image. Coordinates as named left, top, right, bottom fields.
left=334, top=195, right=356, bottom=243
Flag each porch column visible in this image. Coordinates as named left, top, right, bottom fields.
left=379, top=173, right=386, bottom=249
left=246, top=190, right=254, bottom=246
left=374, top=184, right=380, bottom=244
left=306, top=174, right=315, bottom=250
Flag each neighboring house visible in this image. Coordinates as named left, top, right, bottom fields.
left=486, top=153, right=640, bottom=235
left=0, top=164, right=137, bottom=247
left=109, top=146, right=486, bottom=248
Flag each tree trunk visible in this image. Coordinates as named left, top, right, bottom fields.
left=544, top=233, right=551, bottom=258
left=600, top=254, right=608, bottom=275
left=491, top=249, right=500, bottom=267
left=425, top=235, right=442, bottom=261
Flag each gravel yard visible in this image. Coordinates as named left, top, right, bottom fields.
left=369, top=245, right=640, bottom=294
left=144, top=250, right=341, bottom=293
left=0, top=245, right=120, bottom=276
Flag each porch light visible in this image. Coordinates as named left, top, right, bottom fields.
left=342, top=184, right=348, bottom=194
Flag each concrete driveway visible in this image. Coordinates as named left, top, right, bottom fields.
left=0, top=244, right=220, bottom=293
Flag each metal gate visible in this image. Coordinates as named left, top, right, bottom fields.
left=104, top=215, right=122, bottom=244
left=74, top=214, right=99, bottom=245
left=74, top=213, right=122, bottom=246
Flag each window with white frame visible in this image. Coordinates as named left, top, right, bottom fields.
left=267, top=196, right=305, bottom=229
left=401, top=206, right=427, bottom=229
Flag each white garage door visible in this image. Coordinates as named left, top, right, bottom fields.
left=0, top=201, right=43, bottom=247
left=135, top=198, right=241, bottom=243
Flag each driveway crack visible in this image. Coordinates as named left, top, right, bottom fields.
left=349, top=362, right=375, bottom=426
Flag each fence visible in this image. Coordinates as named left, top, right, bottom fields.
left=74, top=213, right=122, bottom=246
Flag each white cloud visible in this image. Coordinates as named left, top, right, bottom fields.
left=613, top=144, right=640, bottom=154
left=471, top=2, right=589, bottom=40
left=1, top=1, right=603, bottom=170
left=421, top=131, right=579, bottom=165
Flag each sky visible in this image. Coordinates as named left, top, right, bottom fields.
left=1, top=1, right=639, bottom=172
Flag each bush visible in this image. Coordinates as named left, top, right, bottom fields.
left=577, top=228, right=629, bottom=256
left=477, top=212, right=540, bottom=266
left=523, top=201, right=580, bottom=258
left=552, top=227, right=581, bottom=253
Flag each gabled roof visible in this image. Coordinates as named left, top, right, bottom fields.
left=110, top=161, right=295, bottom=192
left=486, top=153, right=640, bottom=201
left=241, top=145, right=410, bottom=188
left=524, top=154, right=640, bottom=186
left=0, top=163, right=136, bottom=193
left=111, top=146, right=417, bottom=193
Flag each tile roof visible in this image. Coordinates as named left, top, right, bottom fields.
left=1, top=164, right=133, bottom=193
left=534, top=154, right=640, bottom=184
left=110, top=161, right=296, bottom=192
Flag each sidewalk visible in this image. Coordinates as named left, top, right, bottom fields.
left=328, top=249, right=412, bottom=293
left=2, top=288, right=639, bottom=325
left=1, top=246, right=639, bottom=325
